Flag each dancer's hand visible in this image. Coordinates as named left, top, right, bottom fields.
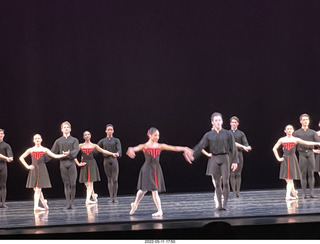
left=231, top=163, right=238, bottom=171
left=126, top=147, right=136, bottom=159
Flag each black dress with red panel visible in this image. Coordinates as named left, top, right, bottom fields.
left=136, top=147, right=166, bottom=192
left=78, top=147, right=101, bottom=183
left=26, top=151, right=51, bottom=188
left=279, top=143, right=301, bottom=180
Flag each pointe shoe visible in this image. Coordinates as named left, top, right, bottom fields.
left=130, top=202, right=137, bottom=215
left=43, top=199, right=49, bottom=210
left=152, top=210, right=163, bottom=217
left=93, top=194, right=98, bottom=203
left=292, top=190, right=298, bottom=198
left=86, top=200, right=96, bottom=206
left=34, top=206, right=46, bottom=212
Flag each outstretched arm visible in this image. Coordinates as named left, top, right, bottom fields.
left=19, top=149, right=34, bottom=170
left=235, top=142, right=252, bottom=152
left=297, top=138, right=320, bottom=146
left=272, top=139, right=284, bottom=162
left=126, top=144, right=145, bottom=159
left=160, top=144, right=194, bottom=164
left=45, top=148, right=70, bottom=159
left=94, top=144, right=119, bottom=157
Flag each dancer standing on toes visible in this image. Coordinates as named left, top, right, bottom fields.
left=98, top=124, right=122, bottom=203
left=190, top=112, right=238, bottom=211
left=51, top=121, right=79, bottom=209
left=78, top=131, right=119, bottom=206
left=272, top=125, right=320, bottom=200
left=0, top=129, right=13, bottom=208
left=19, top=134, right=70, bottom=211
left=126, top=127, right=193, bottom=217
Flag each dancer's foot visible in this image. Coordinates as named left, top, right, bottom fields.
left=130, top=202, right=138, bottom=215
left=34, top=206, right=46, bottom=212
left=86, top=200, right=96, bottom=206
left=286, top=196, right=296, bottom=200
left=93, top=194, right=98, bottom=203
left=152, top=210, right=163, bottom=217
left=43, top=199, right=49, bottom=210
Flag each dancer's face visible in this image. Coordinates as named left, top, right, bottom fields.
left=83, top=131, right=91, bottom=140
left=230, top=119, right=239, bottom=130
left=212, top=116, right=223, bottom=130
left=106, top=126, right=114, bottom=138
left=149, top=130, right=160, bottom=143
left=284, top=125, right=294, bottom=136
left=33, top=134, right=42, bottom=146
left=61, top=124, right=71, bottom=135
left=0, top=131, right=4, bottom=141
left=300, top=116, right=310, bottom=127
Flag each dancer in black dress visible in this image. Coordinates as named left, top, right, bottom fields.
left=98, top=124, right=121, bottom=203
left=51, top=121, right=79, bottom=209
left=127, top=127, right=193, bottom=217
left=0, top=129, right=13, bottom=208
left=77, top=131, right=118, bottom=206
left=273, top=125, right=320, bottom=200
left=19, top=134, right=69, bottom=211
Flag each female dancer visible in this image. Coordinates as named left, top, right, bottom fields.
left=19, top=134, right=70, bottom=211
left=77, top=131, right=119, bottom=206
left=126, top=127, right=193, bottom=217
left=272, top=125, right=320, bottom=200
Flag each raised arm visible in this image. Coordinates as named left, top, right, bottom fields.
left=272, top=138, right=284, bottom=162
left=19, top=149, right=34, bottom=170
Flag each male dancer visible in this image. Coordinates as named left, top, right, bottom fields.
left=98, top=124, right=121, bottom=203
left=229, top=116, right=252, bottom=197
left=293, top=114, right=320, bottom=198
left=51, top=121, right=79, bottom=209
left=0, top=129, right=13, bottom=208
left=191, top=112, right=238, bottom=210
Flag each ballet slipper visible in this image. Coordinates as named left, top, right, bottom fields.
left=130, top=202, right=138, bottom=215
left=292, top=190, right=298, bottom=197
left=152, top=210, right=163, bottom=217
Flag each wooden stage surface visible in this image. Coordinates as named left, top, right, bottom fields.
left=1, top=189, right=320, bottom=239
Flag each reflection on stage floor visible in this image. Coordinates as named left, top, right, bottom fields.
left=1, top=189, right=320, bottom=239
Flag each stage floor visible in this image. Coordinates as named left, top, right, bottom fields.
left=1, top=188, right=320, bottom=239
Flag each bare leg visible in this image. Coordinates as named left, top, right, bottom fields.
left=130, top=190, right=147, bottom=215
left=39, top=191, right=49, bottom=210
left=151, top=190, right=163, bottom=217
left=85, top=182, right=96, bottom=205
left=34, top=187, right=45, bottom=211
left=285, top=180, right=296, bottom=200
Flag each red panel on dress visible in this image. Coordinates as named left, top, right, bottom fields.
left=31, top=151, right=45, bottom=160
left=82, top=147, right=94, bottom=155
left=145, top=148, right=161, bottom=158
left=282, top=142, right=296, bottom=151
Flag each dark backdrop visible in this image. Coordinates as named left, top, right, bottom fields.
left=1, top=0, right=320, bottom=201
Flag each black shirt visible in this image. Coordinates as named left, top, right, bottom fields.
left=193, top=128, right=238, bottom=163
left=0, top=141, right=13, bottom=163
left=98, top=137, right=122, bottom=158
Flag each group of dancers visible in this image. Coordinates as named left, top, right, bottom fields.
left=0, top=112, right=320, bottom=216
